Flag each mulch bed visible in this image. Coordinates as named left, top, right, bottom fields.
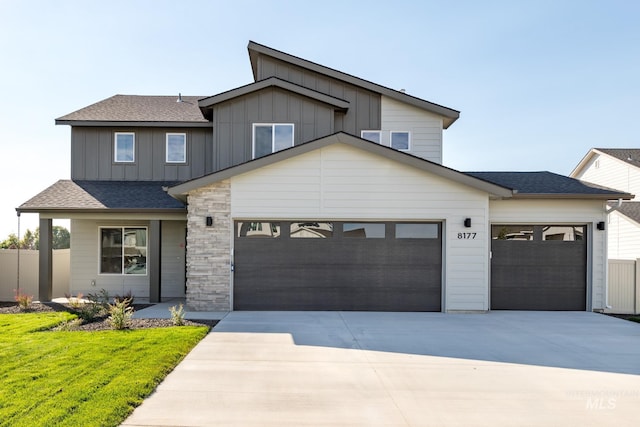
left=0, top=302, right=218, bottom=331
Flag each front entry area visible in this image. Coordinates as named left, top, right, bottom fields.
left=490, top=224, right=587, bottom=310
left=233, top=221, right=442, bottom=311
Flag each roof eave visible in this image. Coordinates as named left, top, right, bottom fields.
left=169, top=132, right=514, bottom=199
left=16, top=207, right=187, bottom=214
left=55, top=120, right=211, bottom=128
left=510, top=193, right=634, bottom=200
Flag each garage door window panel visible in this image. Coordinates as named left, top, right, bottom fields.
left=396, top=223, right=439, bottom=239
left=343, top=223, right=385, bottom=238
left=290, top=222, right=333, bottom=238
left=237, top=222, right=281, bottom=238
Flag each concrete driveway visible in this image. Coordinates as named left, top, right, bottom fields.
left=122, top=311, right=640, bottom=426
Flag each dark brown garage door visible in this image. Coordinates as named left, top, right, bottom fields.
left=233, top=221, right=442, bottom=311
left=491, top=225, right=587, bottom=310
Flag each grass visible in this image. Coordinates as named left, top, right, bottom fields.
left=0, top=312, right=209, bottom=427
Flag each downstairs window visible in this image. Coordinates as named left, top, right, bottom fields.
left=100, top=227, right=147, bottom=275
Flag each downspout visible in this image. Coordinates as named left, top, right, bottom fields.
left=603, top=198, right=623, bottom=309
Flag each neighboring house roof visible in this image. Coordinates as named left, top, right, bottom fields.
left=466, top=171, right=633, bottom=199
left=611, top=201, right=640, bottom=225
left=198, top=77, right=350, bottom=119
left=17, top=180, right=185, bottom=214
left=571, top=148, right=640, bottom=177
left=55, top=95, right=210, bottom=127
left=247, top=41, right=460, bottom=129
left=168, top=132, right=514, bottom=200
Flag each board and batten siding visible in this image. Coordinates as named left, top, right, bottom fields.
left=608, top=210, right=640, bottom=260
left=255, top=56, right=381, bottom=136
left=575, top=153, right=640, bottom=199
left=230, top=143, right=491, bottom=311
left=70, top=127, right=212, bottom=181
left=380, top=96, right=444, bottom=163
left=212, top=87, right=335, bottom=171
left=488, top=199, right=608, bottom=310
left=70, top=219, right=186, bottom=298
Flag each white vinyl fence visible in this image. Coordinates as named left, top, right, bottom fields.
left=608, top=259, right=640, bottom=314
left=0, top=249, right=70, bottom=301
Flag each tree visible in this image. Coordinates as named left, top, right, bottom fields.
left=0, top=226, right=70, bottom=250
left=34, top=226, right=71, bottom=250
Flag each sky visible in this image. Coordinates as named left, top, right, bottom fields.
left=1, top=0, right=639, bottom=239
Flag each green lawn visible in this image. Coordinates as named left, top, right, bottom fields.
left=0, top=312, right=209, bottom=427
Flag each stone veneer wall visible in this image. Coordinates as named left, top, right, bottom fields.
left=185, top=179, right=231, bottom=311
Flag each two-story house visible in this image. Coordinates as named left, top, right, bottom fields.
left=572, top=149, right=640, bottom=260
left=19, top=41, right=631, bottom=312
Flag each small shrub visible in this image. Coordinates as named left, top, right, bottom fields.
left=14, top=290, right=33, bottom=311
left=67, top=293, right=84, bottom=309
left=169, top=304, right=186, bottom=326
left=108, top=299, right=133, bottom=330
left=114, top=290, right=135, bottom=307
left=87, top=289, right=111, bottom=308
left=58, top=318, right=83, bottom=331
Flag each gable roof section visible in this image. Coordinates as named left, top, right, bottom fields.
left=168, top=132, right=513, bottom=200
left=466, top=171, right=633, bottom=199
left=17, top=180, right=186, bottom=214
left=571, top=148, right=640, bottom=177
left=611, top=201, right=640, bottom=225
left=55, top=95, right=210, bottom=127
left=247, top=41, right=460, bottom=129
left=198, top=77, right=350, bottom=119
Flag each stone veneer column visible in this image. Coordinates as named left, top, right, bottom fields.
left=185, top=179, right=231, bottom=311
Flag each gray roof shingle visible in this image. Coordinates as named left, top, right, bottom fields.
left=18, top=180, right=185, bottom=212
left=612, top=201, right=640, bottom=223
left=56, top=95, right=208, bottom=123
left=597, top=149, right=640, bottom=168
left=465, top=171, right=632, bottom=198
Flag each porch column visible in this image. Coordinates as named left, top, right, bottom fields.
left=38, top=218, right=53, bottom=302
left=149, top=220, right=162, bottom=303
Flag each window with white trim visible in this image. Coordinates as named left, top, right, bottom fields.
left=253, top=124, right=294, bottom=158
left=166, top=133, right=186, bottom=163
left=100, top=227, right=147, bottom=275
left=114, top=132, right=135, bottom=162
left=390, top=131, right=410, bottom=150
left=361, top=130, right=382, bottom=144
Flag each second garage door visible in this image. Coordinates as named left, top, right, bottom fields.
left=491, top=224, right=587, bottom=310
left=233, top=221, right=442, bottom=311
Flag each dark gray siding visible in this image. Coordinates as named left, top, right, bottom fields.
left=70, top=127, right=212, bottom=181
left=212, top=87, right=335, bottom=171
left=256, top=56, right=381, bottom=135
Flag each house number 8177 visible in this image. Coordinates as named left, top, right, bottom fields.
left=457, top=232, right=476, bottom=239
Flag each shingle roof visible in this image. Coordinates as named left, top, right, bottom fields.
left=612, top=201, right=640, bottom=224
left=596, top=149, right=640, bottom=168
left=56, top=95, right=209, bottom=124
left=17, top=180, right=185, bottom=213
left=465, top=171, right=632, bottom=199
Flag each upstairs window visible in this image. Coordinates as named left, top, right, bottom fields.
left=390, top=131, right=410, bottom=150
left=114, top=132, right=135, bottom=163
left=166, top=133, right=186, bottom=163
left=361, top=130, right=382, bottom=144
left=253, top=124, right=294, bottom=158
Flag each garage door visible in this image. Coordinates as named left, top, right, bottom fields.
left=491, top=225, right=587, bottom=310
left=233, top=221, right=442, bottom=311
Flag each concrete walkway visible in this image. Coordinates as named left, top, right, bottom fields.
left=122, top=311, right=640, bottom=426
left=132, top=299, right=227, bottom=320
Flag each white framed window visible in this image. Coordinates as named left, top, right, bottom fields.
left=253, top=123, right=294, bottom=158
left=99, top=227, right=147, bottom=275
left=166, top=133, right=186, bottom=163
left=361, top=130, right=382, bottom=144
left=114, top=132, right=135, bottom=163
left=390, top=131, right=410, bottom=151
